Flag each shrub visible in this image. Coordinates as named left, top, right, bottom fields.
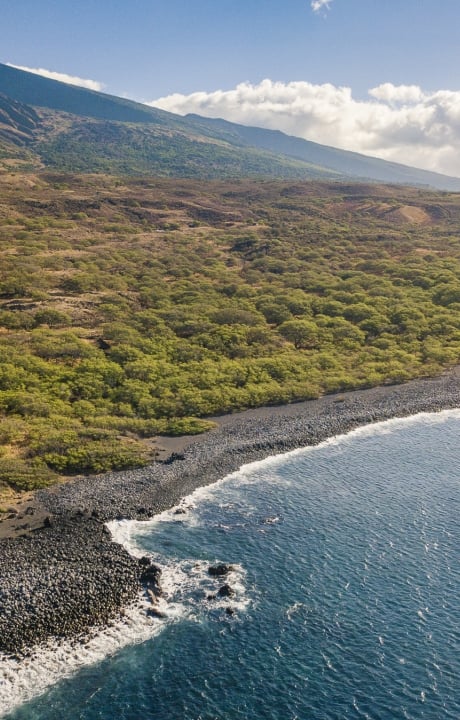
left=43, top=439, right=153, bottom=474
left=162, top=418, right=217, bottom=436
left=278, top=320, right=319, bottom=349
left=34, top=308, right=71, bottom=327
left=0, top=458, right=56, bottom=491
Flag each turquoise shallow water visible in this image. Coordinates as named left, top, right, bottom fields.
left=3, top=412, right=460, bottom=719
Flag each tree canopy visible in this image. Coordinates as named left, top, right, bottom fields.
left=1, top=173, right=460, bottom=493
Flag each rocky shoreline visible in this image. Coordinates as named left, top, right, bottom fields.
left=1, top=368, right=460, bottom=656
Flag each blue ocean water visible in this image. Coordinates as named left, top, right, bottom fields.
left=2, top=411, right=460, bottom=719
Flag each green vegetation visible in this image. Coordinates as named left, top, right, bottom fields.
left=1, top=172, right=460, bottom=492
left=35, top=114, right=339, bottom=180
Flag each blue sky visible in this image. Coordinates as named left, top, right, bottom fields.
left=3, top=0, right=459, bottom=99
left=3, top=0, right=460, bottom=175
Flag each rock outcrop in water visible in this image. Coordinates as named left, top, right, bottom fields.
left=217, top=584, right=235, bottom=598
left=208, top=564, right=235, bottom=577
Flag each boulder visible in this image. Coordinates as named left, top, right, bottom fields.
left=146, top=606, right=167, bottom=620
left=218, top=584, right=235, bottom=598
left=208, top=563, right=234, bottom=577
left=139, top=560, right=162, bottom=594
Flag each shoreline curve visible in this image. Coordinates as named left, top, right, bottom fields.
left=1, top=367, right=460, bottom=656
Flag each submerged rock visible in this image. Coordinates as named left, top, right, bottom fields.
left=146, top=606, right=167, bottom=620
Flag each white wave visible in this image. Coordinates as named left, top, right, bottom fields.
left=108, top=504, right=203, bottom=548
left=109, top=513, right=251, bottom=614
left=0, top=544, right=243, bottom=717
left=286, top=602, right=306, bottom=620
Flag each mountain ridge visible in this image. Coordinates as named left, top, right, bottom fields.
left=1, top=61, right=459, bottom=190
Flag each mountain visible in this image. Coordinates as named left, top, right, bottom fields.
left=187, top=116, right=460, bottom=191
left=1, top=61, right=460, bottom=190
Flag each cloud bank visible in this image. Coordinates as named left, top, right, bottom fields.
left=7, top=64, right=104, bottom=92
left=148, top=79, right=460, bottom=177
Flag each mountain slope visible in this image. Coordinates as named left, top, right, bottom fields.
left=0, top=93, right=40, bottom=145
left=0, top=62, right=174, bottom=126
left=1, top=61, right=460, bottom=190
left=188, top=116, right=460, bottom=191
left=32, top=105, right=343, bottom=180
left=0, top=82, right=347, bottom=180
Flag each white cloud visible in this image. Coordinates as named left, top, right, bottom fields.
left=311, top=0, right=333, bottom=13
left=148, top=79, right=460, bottom=177
left=7, top=64, right=105, bottom=92
left=369, top=83, right=425, bottom=104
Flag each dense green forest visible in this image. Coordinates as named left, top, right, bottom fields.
left=1, top=172, right=460, bottom=495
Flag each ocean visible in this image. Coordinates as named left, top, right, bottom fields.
left=2, top=410, right=460, bottom=719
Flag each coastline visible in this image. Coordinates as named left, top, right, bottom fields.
left=1, top=367, right=460, bottom=657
